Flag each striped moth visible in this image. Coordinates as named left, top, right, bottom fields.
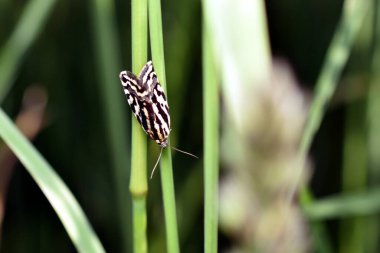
left=119, top=61, right=197, bottom=177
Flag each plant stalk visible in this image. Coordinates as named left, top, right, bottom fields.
left=149, top=0, right=180, bottom=252
left=130, top=0, right=149, bottom=252
left=202, top=22, right=219, bottom=253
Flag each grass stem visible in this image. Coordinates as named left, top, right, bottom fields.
left=130, top=0, right=149, bottom=252
left=149, top=0, right=180, bottom=252
left=296, top=1, right=370, bottom=252
left=202, top=22, right=219, bottom=253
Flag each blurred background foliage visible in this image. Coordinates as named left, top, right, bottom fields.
left=0, top=0, right=378, bottom=252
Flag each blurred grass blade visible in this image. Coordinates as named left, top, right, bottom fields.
left=202, top=22, right=219, bottom=253
left=340, top=100, right=367, bottom=253
left=0, top=108, right=105, bottom=253
left=0, top=0, right=57, bottom=103
left=298, top=0, right=370, bottom=157
left=366, top=1, right=380, bottom=251
left=90, top=0, right=132, bottom=251
left=368, top=0, right=380, bottom=192
left=304, top=188, right=380, bottom=220
left=130, top=0, right=148, bottom=252
left=296, top=1, right=370, bottom=252
left=297, top=0, right=370, bottom=213
left=204, top=0, right=271, bottom=133
left=149, top=0, right=180, bottom=252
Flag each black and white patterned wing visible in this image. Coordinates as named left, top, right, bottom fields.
left=140, top=62, right=171, bottom=147
left=119, top=70, right=146, bottom=127
left=120, top=61, right=171, bottom=148
left=120, top=70, right=151, bottom=99
left=151, top=82, right=171, bottom=147
left=139, top=61, right=158, bottom=96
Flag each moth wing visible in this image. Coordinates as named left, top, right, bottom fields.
left=120, top=70, right=151, bottom=99
left=119, top=70, right=146, bottom=126
left=137, top=100, right=155, bottom=137
left=140, top=62, right=171, bottom=145
left=121, top=61, right=171, bottom=147
left=144, top=102, right=159, bottom=140
left=142, top=100, right=169, bottom=146
left=140, top=61, right=171, bottom=138
left=139, top=61, right=159, bottom=94
left=152, top=82, right=171, bottom=136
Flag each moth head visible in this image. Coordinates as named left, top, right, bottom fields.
left=159, top=139, right=168, bottom=148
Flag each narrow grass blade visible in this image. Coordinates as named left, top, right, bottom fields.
left=130, top=0, right=149, bottom=252
left=304, top=188, right=380, bottom=220
left=296, top=2, right=370, bottom=252
left=0, top=0, right=57, bottom=103
left=339, top=100, right=367, bottom=253
left=366, top=1, right=380, bottom=251
left=0, top=108, right=105, bottom=253
left=298, top=0, right=371, bottom=158
left=149, top=0, right=180, bottom=252
left=202, top=22, right=219, bottom=253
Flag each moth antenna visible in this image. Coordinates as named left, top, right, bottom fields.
left=150, top=147, right=163, bottom=179
left=171, top=146, right=198, bottom=159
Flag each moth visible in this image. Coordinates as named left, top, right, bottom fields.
left=119, top=61, right=196, bottom=178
